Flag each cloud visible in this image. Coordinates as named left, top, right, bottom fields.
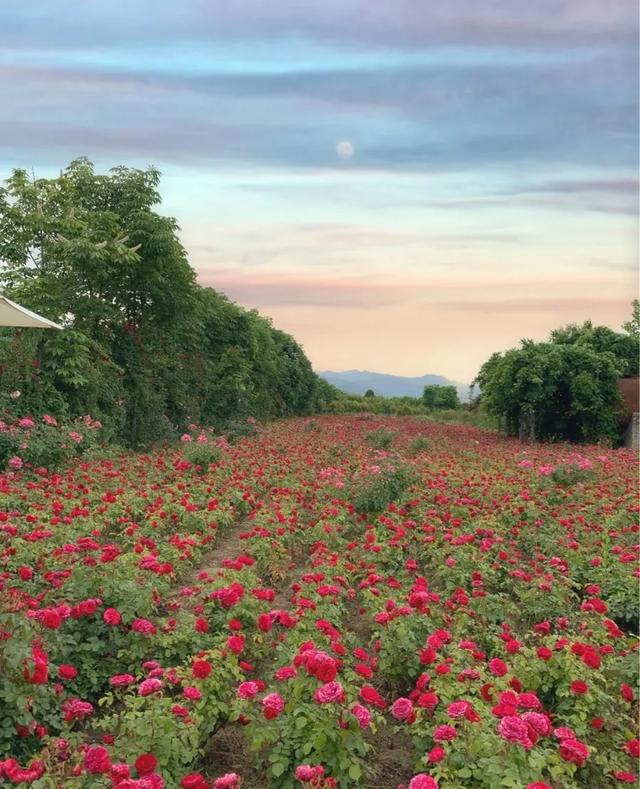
left=198, top=269, right=414, bottom=308
left=434, top=297, right=631, bottom=314
left=0, top=2, right=636, bottom=380
left=196, top=266, right=636, bottom=312
left=0, top=2, right=636, bottom=176
left=0, top=1, right=636, bottom=51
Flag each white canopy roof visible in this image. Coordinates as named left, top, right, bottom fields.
left=0, top=295, right=62, bottom=329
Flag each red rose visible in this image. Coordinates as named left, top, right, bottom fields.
left=258, top=613, right=272, bottom=632
left=488, top=658, right=508, bottom=677
left=621, top=684, right=634, bottom=703
left=42, top=610, right=62, bottom=630
left=192, top=660, right=211, bottom=679
left=103, top=608, right=121, bottom=626
left=195, top=618, right=209, bottom=633
left=227, top=635, right=245, bottom=654
left=613, top=772, right=637, bottom=783
left=625, top=739, right=640, bottom=758
left=427, top=746, right=446, bottom=764
left=359, top=685, right=386, bottom=710
left=84, top=746, right=111, bottom=774
left=570, top=680, right=588, bottom=695
left=58, top=664, right=78, bottom=680
left=181, top=774, right=209, bottom=789
left=134, top=753, right=158, bottom=775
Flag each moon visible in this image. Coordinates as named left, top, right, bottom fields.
left=335, top=141, right=355, bottom=160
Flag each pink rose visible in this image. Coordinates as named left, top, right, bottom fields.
left=314, top=681, right=345, bottom=704
left=433, top=725, right=457, bottom=742
left=351, top=703, right=372, bottom=729
left=391, top=697, right=414, bottom=721
left=408, top=775, right=439, bottom=789
left=237, top=681, right=259, bottom=700
left=138, top=678, right=163, bottom=696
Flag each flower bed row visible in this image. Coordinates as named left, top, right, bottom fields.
left=0, top=416, right=637, bottom=787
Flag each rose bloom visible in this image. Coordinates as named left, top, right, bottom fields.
left=295, top=765, right=324, bottom=782
left=408, top=774, right=439, bottom=789
left=314, top=681, right=345, bottom=704
left=195, top=618, right=209, bottom=633
left=213, top=774, right=241, bottom=789
left=192, top=660, right=212, bottom=679
left=274, top=666, right=297, bottom=681
left=621, top=684, right=635, bottom=703
left=359, top=685, right=386, bottom=710
left=183, top=686, right=202, bottom=701
left=103, top=608, right=122, bottom=626
left=135, top=754, right=158, bottom=775
left=488, top=658, right=508, bottom=677
left=237, top=681, right=260, bottom=700
left=351, top=703, right=372, bottom=729
left=570, top=680, right=588, bottom=695
left=391, top=697, right=414, bottom=721
left=613, top=772, right=637, bottom=784
left=58, top=664, right=78, bottom=680
left=41, top=609, right=62, bottom=630
left=433, top=725, right=457, bottom=742
left=138, top=678, right=163, bottom=696
left=522, top=712, right=552, bottom=736
left=181, top=774, right=208, bottom=789
left=427, top=746, right=446, bottom=764
left=625, top=739, right=640, bottom=758
left=258, top=613, right=273, bottom=632
left=132, top=618, right=156, bottom=635
left=446, top=701, right=470, bottom=719
left=262, top=692, right=285, bottom=719
left=559, top=737, right=589, bottom=766
left=498, top=716, right=532, bottom=749
left=417, top=692, right=439, bottom=710
left=84, top=746, right=111, bottom=775
left=110, top=674, right=136, bottom=687
left=517, top=692, right=541, bottom=709
left=227, top=634, right=245, bottom=654
left=62, top=698, right=93, bottom=722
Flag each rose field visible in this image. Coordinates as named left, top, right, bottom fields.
left=0, top=415, right=638, bottom=789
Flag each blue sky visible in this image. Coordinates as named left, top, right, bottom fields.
left=0, top=1, right=637, bottom=381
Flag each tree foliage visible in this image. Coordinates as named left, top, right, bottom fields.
left=0, top=159, right=319, bottom=446
left=622, top=299, right=639, bottom=341
left=422, top=384, right=460, bottom=410
left=474, top=310, right=639, bottom=443
left=549, top=319, right=638, bottom=377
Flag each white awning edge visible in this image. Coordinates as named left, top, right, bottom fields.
left=0, top=296, right=63, bottom=329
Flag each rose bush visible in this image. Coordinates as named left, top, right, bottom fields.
left=0, top=416, right=637, bottom=786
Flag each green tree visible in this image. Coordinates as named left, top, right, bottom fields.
left=423, top=384, right=460, bottom=410
left=364, top=389, right=375, bottom=398
left=550, top=319, right=638, bottom=377
left=0, top=159, right=321, bottom=447
left=475, top=340, right=623, bottom=443
left=622, top=299, right=640, bottom=341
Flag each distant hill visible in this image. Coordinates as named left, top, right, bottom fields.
left=319, top=370, right=471, bottom=402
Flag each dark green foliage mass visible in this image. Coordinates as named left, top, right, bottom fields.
left=0, top=159, right=319, bottom=446
left=422, top=384, right=460, bottom=410
left=474, top=310, right=639, bottom=443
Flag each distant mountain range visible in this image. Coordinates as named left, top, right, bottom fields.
left=319, top=370, right=472, bottom=402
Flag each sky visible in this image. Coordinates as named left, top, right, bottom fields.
left=0, top=1, right=638, bottom=383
